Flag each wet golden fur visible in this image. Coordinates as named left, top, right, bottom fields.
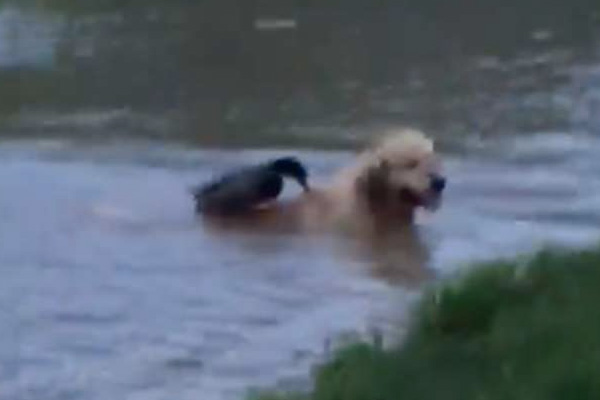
left=295, top=128, right=443, bottom=233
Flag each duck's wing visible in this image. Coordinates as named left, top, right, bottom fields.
left=193, top=167, right=282, bottom=214
left=192, top=167, right=253, bottom=198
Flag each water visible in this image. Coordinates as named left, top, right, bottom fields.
left=0, top=143, right=414, bottom=400
left=2, top=2, right=600, bottom=399
left=2, top=131, right=600, bottom=400
left=0, top=2, right=599, bottom=145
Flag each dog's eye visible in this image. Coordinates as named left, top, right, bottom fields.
left=405, top=160, right=419, bottom=169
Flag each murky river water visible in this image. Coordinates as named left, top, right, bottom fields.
left=2, top=130, right=600, bottom=400
left=2, top=2, right=600, bottom=400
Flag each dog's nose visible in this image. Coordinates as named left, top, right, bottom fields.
left=430, top=175, right=446, bottom=193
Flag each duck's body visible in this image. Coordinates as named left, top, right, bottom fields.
left=192, top=157, right=309, bottom=215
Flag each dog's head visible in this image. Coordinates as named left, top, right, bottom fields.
left=356, top=129, right=446, bottom=217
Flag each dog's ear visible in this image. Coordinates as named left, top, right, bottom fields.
left=356, top=159, right=390, bottom=208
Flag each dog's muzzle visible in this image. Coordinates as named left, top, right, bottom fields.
left=419, top=174, right=446, bottom=211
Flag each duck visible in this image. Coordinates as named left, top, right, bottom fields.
left=191, top=156, right=310, bottom=215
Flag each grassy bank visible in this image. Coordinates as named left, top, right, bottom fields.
left=254, top=246, right=600, bottom=400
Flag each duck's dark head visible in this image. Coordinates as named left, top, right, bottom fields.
left=268, top=157, right=309, bottom=191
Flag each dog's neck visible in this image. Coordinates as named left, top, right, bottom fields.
left=353, top=173, right=415, bottom=224
left=354, top=188, right=416, bottom=232
left=369, top=202, right=415, bottom=230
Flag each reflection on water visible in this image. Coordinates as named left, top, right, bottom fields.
left=0, top=2, right=599, bottom=146
left=2, top=133, right=600, bottom=399
left=0, top=6, right=61, bottom=68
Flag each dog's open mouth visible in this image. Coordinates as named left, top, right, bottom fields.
left=398, top=188, right=442, bottom=211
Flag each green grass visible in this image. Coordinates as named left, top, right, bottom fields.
left=253, top=246, right=600, bottom=400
